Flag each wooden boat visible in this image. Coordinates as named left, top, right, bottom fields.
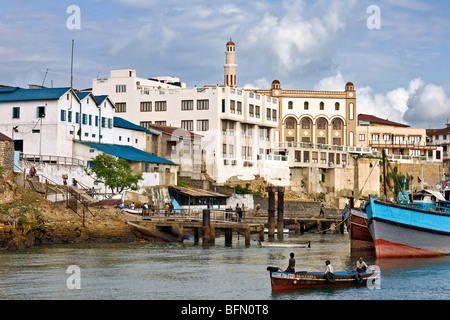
left=343, top=205, right=374, bottom=252
left=260, top=241, right=311, bottom=248
left=267, top=266, right=379, bottom=290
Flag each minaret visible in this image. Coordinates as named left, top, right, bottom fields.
left=224, top=39, right=237, bottom=88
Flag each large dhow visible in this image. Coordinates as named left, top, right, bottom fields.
left=266, top=267, right=379, bottom=290
left=366, top=151, right=450, bottom=258
left=367, top=193, right=450, bottom=258
left=342, top=197, right=374, bottom=252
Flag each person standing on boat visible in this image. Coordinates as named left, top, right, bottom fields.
left=284, top=253, right=295, bottom=273
left=356, top=257, right=368, bottom=273
left=324, top=260, right=334, bottom=274
left=235, top=204, right=243, bottom=223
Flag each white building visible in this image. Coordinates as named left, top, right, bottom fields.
left=92, top=68, right=288, bottom=184
left=0, top=86, right=177, bottom=188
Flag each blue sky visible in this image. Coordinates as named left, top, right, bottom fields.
left=2, top=0, right=450, bottom=128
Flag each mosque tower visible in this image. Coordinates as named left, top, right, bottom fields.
left=224, top=39, right=237, bottom=88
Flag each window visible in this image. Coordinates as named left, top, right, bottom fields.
left=116, top=103, right=126, bottom=113
left=155, top=121, right=167, bottom=126
left=222, top=144, right=227, bottom=158
left=335, top=102, right=340, bottom=111
left=36, top=106, right=45, bottom=118
left=229, top=144, right=234, bottom=158
left=286, top=118, right=295, bottom=129
left=89, top=115, right=92, bottom=126
left=101, top=117, right=106, bottom=128
left=304, top=101, right=309, bottom=110
left=317, top=119, right=326, bottom=130
left=301, top=118, right=310, bottom=129
left=108, top=118, right=113, bottom=129
left=272, top=109, right=277, bottom=122
left=115, top=85, right=126, bottom=93
left=140, top=121, right=152, bottom=129
left=155, top=101, right=167, bottom=111
left=197, top=99, right=209, bottom=110
left=76, top=112, right=80, bottom=124
left=60, top=110, right=66, bottom=121
left=333, top=138, right=341, bottom=146
left=197, top=120, right=209, bottom=131
left=288, top=101, right=293, bottom=109
left=222, top=99, right=225, bottom=113
left=236, top=101, right=242, bottom=114
left=266, top=108, right=271, bottom=121
left=140, top=101, right=152, bottom=112
left=359, top=134, right=365, bottom=141
left=183, top=140, right=190, bottom=154
left=320, top=102, right=324, bottom=110
left=182, top=100, right=193, bottom=110
left=12, top=107, right=20, bottom=119
left=181, top=120, right=193, bottom=131
left=249, top=104, right=254, bottom=117
left=68, top=111, right=72, bottom=123
left=230, top=100, right=235, bottom=113
left=82, top=114, right=87, bottom=125
left=317, top=137, right=326, bottom=144
left=255, top=105, right=260, bottom=118
left=332, top=119, right=342, bottom=130
left=95, top=116, right=98, bottom=127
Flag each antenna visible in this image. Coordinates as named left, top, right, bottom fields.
left=42, top=68, right=50, bottom=87
left=70, top=39, right=74, bottom=88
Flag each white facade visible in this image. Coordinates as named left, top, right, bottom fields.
left=92, top=69, right=289, bottom=184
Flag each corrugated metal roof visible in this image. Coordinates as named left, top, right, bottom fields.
left=78, top=141, right=177, bottom=165
left=113, top=117, right=154, bottom=134
left=169, top=186, right=229, bottom=198
left=0, top=87, right=72, bottom=102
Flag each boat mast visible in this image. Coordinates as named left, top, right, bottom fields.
left=382, top=149, right=387, bottom=200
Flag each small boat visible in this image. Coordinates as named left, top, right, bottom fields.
left=267, top=266, right=380, bottom=290
left=264, top=227, right=289, bottom=234
left=121, top=208, right=142, bottom=215
left=260, top=241, right=311, bottom=248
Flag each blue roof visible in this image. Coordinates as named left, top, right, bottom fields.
left=78, top=141, right=177, bottom=165
left=0, top=87, right=72, bottom=102
left=95, top=95, right=109, bottom=104
left=113, top=117, right=153, bottom=134
left=75, top=91, right=91, bottom=100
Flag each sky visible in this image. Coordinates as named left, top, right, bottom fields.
left=2, top=0, right=450, bottom=129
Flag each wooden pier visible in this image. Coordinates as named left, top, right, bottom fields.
left=134, top=216, right=265, bottom=246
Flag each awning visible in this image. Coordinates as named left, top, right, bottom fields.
left=169, top=186, right=229, bottom=198
left=78, top=141, right=177, bottom=165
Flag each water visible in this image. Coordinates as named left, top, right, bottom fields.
left=0, top=232, right=449, bottom=300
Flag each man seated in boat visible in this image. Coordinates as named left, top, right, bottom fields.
left=284, top=253, right=295, bottom=273
left=324, top=260, right=334, bottom=274
left=356, top=257, right=368, bottom=273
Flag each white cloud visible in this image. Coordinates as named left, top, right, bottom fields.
left=313, top=72, right=346, bottom=91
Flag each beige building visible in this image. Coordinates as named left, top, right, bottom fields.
left=356, top=114, right=441, bottom=163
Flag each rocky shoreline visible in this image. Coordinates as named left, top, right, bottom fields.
left=0, top=173, right=153, bottom=250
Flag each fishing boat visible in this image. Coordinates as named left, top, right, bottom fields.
left=266, top=266, right=379, bottom=290
left=367, top=195, right=450, bottom=258
left=343, top=204, right=374, bottom=252
left=121, top=208, right=142, bottom=215
left=260, top=241, right=311, bottom=248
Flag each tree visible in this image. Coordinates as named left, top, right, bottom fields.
left=85, top=153, right=143, bottom=193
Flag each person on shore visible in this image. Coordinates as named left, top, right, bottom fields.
left=143, top=203, right=148, bottom=215
left=356, top=257, right=368, bottom=273
left=324, top=260, right=334, bottom=274
left=29, top=166, right=36, bottom=178
left=284, top=253, right=295, bottom=273
left=319, top=203, right=325, bottom=217
left=165, top=203, right=169, bottom=216
left=235, top=204, right=242, bottom=223
left=130, top=202, right=135, bottom=210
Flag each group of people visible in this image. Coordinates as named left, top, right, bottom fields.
left=285, top=254, right=368, bottom=274
left=225, top=204, right=245, bottom=222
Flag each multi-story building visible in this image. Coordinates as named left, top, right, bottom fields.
left=427, top=124, right=450, bottom=169
left=357, top=113, right=442, bottom=163
left=92, top=41, right=288, bottom=185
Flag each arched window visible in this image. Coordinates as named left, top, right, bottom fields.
left=320, top=102, right=324, bottom=110
left=286, top=118, right=296, bottom=129
left=288, top=101, right=293, bottom=109
left=317, top=118, right=326, bottom=130
left=304, top=101, right=309, bottom=110
left=332, top=119, right=342, bottom=130
left=335, top=102, right=340, bottom=110
left=301, top=118, right=310, bottom=129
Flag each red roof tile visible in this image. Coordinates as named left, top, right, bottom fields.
left=358, top=114, right=409, bottom=127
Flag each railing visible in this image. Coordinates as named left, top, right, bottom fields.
left=20, top=152, right=84, bottom=166
left=257, top=154, right=288, bottom=161
left=135, top=208, right=240, bottom=222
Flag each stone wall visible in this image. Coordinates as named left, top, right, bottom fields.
left=0, top=140, right=14, bottom=171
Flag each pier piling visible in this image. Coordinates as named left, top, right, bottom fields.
left=266, top=187, right=276, bottom=238
left=277, top=187, right=285, bottom=239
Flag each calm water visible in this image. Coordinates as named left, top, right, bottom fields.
left=0, top=232, right=449, bottom=300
